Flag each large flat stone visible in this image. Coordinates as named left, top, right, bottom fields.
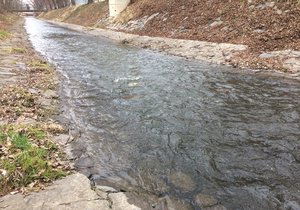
left=0, top=173, right=110, bottom=210
left=0, top=173, right=142, bottom=210
left=109, top=192, right=141, bottom=210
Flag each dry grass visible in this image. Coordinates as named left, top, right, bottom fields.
left=125, top=0, right=300, bottom=53
left=0, top=14, right=71, bottom=196
left=0, top=125, right=69, bottom=196
left=40, top=2, right=109, bottom=27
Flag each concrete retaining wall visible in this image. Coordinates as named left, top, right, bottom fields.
left=109, top=0, right=130, bottom=17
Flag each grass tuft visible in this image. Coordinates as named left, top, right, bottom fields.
left=11, top=47, right=27, bottom=54
left=0, top=125, right=69, bottom=196
left=11, top=132, right=31, bottom=150
left=27, top=60, right=52, bottom=74
left=0, top=30, right=10, bottom=40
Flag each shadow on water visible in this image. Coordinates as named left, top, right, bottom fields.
left=25, top=17, right=300, bottom=210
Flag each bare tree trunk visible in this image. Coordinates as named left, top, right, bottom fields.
left=52, top=0, right=58, bottom=9
left=0, top=0, right=24, bottom=11
left=29, top=0, right=72, bottom=10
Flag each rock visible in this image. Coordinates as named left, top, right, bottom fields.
left=210, top=20, right=223, bottom=27
left=28, top=88, right=39, bottom=94
left=169, top=172, right=195, bottom=192
left=259, top=53, right=274, bottom=59
left=194, top=193, right=218, bottom=208
left=16, top=117, right=36, bottom=125
left=177, top=26, right=187, bottom=33
left=248, top=5, right=255, bottom=10
left=203, top=204, right=228, bottom=210
left=221, top=26, right=229, bottom=31
left=253, top=29, right=265, bottom=33
left=256, top=4, right=267, bottom=10
left=290, top=51, right=300, bottom=57
left=258, top=50, right=300, bottom=73
left=255, top=2, right=275, bottom=9
left=283, top=58, right=300, bottom=73
left=93, top=186, right=119, bottom=200
left=15, top=62, right=26, bottom=70
left=109, top=192, right=141, bottom=210
left=276, top=9, right=283, bottom=15
left=53, top=134, right=70, bottom=145
left=259, top=50, right=300, bottom=59
left=95, top=185, right=118, bottom=193
left=0, top=173, right=111, bottom=210
left=43, top=89, right=58, bottom=99
left=265, top=1, right=275, bottom=8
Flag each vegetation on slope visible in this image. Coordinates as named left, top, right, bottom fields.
left=0, top=14, right=70, bottom=196
left=39, top=1, right=300, bottom=71
left=40, top=1, right=108, bottom=26
left=0, top=125, right=67, bottom=196
left=122, top=0, right=300, bottom=52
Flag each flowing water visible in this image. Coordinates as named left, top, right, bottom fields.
left=25, top=17, right=300, bottom=210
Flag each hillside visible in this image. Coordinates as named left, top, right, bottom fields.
left=40, top=0, right=300, bottom=72
left=119, top=0, right=300, bottom=51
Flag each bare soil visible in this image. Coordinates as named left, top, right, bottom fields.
left=120, top=0, right=300, bottom=70
left=125, top=0, right=300, bottom=53
left=40, top=1, right=300, bottom=72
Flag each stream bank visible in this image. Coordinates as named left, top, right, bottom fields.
left=39, top=1, right=300, bottom=76
left=0, top=15, right=140, bottom=210
left=44, top=19, right=300, bottom=81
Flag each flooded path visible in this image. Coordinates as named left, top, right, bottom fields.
left=25, top=17, right=300, bottom=210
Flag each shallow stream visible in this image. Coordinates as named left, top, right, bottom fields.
left=25, top=17, right=300, bottom=210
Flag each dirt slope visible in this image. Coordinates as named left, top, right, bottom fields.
left=39, top=0, right=300, bottom=72
left=40, top=1, right=300, bottom=52
left=40, top=2, right=108, bottom=27
left=121, top=0, right=300, bottom=53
